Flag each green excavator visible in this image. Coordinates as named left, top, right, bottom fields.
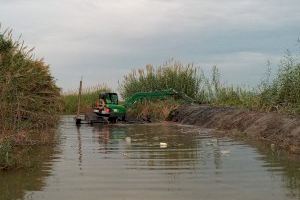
left=77, top=89, right=194, bottom=124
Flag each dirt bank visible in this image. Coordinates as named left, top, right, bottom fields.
left=168, top=105, right=300, bottom=154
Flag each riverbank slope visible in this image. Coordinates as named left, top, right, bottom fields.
left=168, top=104, right=300, bottom=154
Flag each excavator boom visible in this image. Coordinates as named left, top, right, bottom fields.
left=124, top=88, right=195, bottom=108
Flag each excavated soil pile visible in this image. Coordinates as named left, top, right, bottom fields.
left=168, top=105, right=300, bottom=154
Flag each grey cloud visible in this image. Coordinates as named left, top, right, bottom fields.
left=0, top=0, right=299, bottom=90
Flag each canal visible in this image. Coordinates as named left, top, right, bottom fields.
left=1, top=116, right=300, bottom=200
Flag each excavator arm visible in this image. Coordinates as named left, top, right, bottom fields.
left=124, top=88, right=195, bottom=108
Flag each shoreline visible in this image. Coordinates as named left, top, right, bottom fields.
left=167, top=104, right=300, bottom=154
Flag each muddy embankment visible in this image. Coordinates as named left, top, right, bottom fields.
left=168, top=105, right=300, bottom=154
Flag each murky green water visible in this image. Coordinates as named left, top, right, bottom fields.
left=1, top=116, right=300, bottom=200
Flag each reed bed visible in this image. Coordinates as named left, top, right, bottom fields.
left=209, top=53, right=300, bottom=114
left=0, top=28, right=61, bottom=169
left=258, top=53, right=300, bottom=114
left=120, top=53, right=300, bottom=115
left=205, top=66, right=260, bottom=108
left=119, top=61, right=204, bottom=100
left=62, top=84, right=111, bottom=114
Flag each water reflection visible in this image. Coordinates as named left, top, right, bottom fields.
left=252, top=141, right=300, bottom=198
left=1, top=117, right=300, bottom=200
left=92, top=124, right=201, bottom=170
left=76, top=126, right=83, bottom=170
left=0, top=146, right=57, bottom=200
left=90, top=123, right=300, bottom=199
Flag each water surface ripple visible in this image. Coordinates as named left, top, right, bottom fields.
left=1, top=116, right=300, bottom=200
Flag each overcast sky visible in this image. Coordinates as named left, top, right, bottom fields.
left=1, top=0, right=299, bottom=91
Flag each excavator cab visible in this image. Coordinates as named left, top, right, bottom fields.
left=99, top=93, right=118, bottom=105
left=93, top=93, right=126, bottom=122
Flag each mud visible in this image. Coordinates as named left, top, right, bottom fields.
left=168, top=105, right=300, bottom=154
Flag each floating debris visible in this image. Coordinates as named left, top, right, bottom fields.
left=160, top=142, right=168, bottom=148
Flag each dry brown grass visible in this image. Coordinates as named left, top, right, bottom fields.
left=127, top=100, right=179, bottom=121
left=0, top=27, right=61, bottom=169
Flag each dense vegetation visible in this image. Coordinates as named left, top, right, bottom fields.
left=120, top=53, right=300, bottom=115
left=208, top=53, right=300, bottom=114
left=258, top=54, right=300, bottom=114
left=62, top=84, right=110, bottom=114
left=63, top=51, right=300, bottom=117
left=0, top=29, right=61, bottom=169
left=119, top=62, right=203, bottom=100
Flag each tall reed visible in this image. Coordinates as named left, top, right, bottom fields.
left=0, top=27, right=61, bottom=169
left=119, top=61, right=205, bottom=100
left=258, top=52, right=300, bottom=113
left=119, top=52, right=300, bottom=115
left=0, top=28, right=61, bottom=132
left=206, top=66, right=260, bottom=109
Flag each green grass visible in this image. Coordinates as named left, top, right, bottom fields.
left=204, top=66, right=260, bottom=109
left=258, top=52, right=300, bottom=114
left=208, top=52, right=300, bottom=114
left=62, top=85, right=111, bottom=114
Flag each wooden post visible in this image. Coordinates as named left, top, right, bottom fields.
left=76, top=78, right=83, bottom=125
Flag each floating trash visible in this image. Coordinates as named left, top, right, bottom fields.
left=160, top=142, right=167, bottom=148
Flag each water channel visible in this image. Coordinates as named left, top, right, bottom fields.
left=1, top=116, right=300, bottom=200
